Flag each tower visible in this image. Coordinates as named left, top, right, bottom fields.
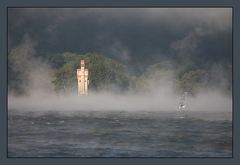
left=76, top=60, right=89, bottom=96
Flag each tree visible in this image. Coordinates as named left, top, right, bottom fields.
left=51, top=52, right=131, bottom=93
left=52, top=63, right=76, bottom=93
left=177, top=69, right=207, bottom=94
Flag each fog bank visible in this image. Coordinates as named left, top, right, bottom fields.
left=8, top=35, right=232, bottom=114
left=8, top=87, right=232, bottom=113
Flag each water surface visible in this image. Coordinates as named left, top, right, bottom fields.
left=8, top=110, right=232, bottom=157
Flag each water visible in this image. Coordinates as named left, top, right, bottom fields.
left=8, top=110, right=232, bottom=157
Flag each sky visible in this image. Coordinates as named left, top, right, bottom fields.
left=8, top=8, right=232, bottom=69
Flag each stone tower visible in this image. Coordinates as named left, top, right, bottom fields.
left=76, top=60, right=89, bottom=96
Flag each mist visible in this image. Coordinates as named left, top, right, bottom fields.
left=8, top=40, right=232, bottom=113
left=8, top=88, right=232, bottom=114
left=8, top=8, right=232, bottom=114
left=7, top=8, right=233, bottom=159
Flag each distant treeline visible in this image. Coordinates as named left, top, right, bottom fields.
left=8, top=50, right=232, bottom=96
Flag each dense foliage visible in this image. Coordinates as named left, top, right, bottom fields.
left=48, top=52, right=130, bottom=93
left=8, top=49, right=232, bottom=95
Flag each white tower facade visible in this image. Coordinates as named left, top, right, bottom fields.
left=76, top=60, right=89, bottom=96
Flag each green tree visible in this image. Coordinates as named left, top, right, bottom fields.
left=52, top=63, right=76, bottom=93
left=51, top=52, right=130, bottom=93
left=177, top=69, right=207, bottom=94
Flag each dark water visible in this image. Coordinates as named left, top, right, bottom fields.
left=8, top=110, right=232, bottom=157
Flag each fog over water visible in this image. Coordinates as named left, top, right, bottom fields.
left=8, top=37, right=232, bottom=114
left=7, top=8, right=233, bottom=158
left=8, top=55, right=232, bottom=113
left=8, top=88, right=232, bottom=112
left=8, top=8, right=232, bottom=114
left=8, top=92, right=231, bottom=116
